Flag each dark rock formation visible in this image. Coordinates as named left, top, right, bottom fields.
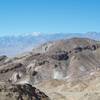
left=0, top=83, right=50, bottom=100
left=51, top=51, right=69, bottom=60
left=0, top=63, right=23, bottom=74
left=0, top=55, right=7, bottom=61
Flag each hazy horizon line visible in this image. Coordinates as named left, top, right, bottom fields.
left=0, top=31, right=99, bottom=37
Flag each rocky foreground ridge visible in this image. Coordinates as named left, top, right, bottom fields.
left=0, top=83, right=50, bottom=100
left=0, top=38, right=100, bottom=100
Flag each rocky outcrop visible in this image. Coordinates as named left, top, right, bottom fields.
left=0, top=55, right=8, bottom=65
left=51, top=51, right=69, bottom=60
left=0, top=83, right=50, bottom=100
left=0, top=63, right=23, bottom=74
left=0, top=55, right=7, bottom=61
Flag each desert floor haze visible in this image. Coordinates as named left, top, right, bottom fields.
left=0, top=34, right=100, bottom=100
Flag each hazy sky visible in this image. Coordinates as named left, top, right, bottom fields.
left=0, top=0, right=100, bottom=36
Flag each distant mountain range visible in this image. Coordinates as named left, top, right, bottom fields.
left=0, top=32, right=100, bottom=56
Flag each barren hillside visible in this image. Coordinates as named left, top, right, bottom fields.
left=0, top=37, right=100, bottom=100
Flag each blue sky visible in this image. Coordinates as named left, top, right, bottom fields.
left=0, top=0, right=100, bottom=36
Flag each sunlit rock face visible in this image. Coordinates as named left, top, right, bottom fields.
left=10, top=71, right=23, bottom=83
left=53, top=64, right=67, bottom=80
left=53, top=70, right=64, bottom=79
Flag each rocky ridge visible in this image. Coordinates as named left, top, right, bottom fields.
left=0, top=38, right=100, bottom=100
left=0, top=83, right=50, bottom=100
